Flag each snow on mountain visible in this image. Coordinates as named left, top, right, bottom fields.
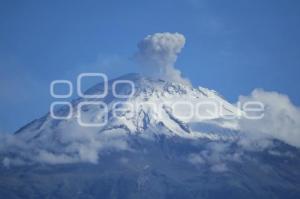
left=16, top=73, right=240, bottom=141
left=2, top=73, right=242, bottom=164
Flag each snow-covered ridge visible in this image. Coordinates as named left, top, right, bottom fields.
left=15, top=73, right=240, bottom=142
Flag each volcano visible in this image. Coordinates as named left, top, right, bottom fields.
left=1, top=73, right=300, bottom=199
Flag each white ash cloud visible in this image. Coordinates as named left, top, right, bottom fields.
left=134, top=32, right=189, bottom=84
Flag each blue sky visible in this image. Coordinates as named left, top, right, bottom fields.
left=0, top=0, right=300, bottom=133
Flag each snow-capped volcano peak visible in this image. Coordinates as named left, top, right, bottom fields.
left=15, top=73, right=240, bottom=145
left=86, top=73, right=239, bottom=134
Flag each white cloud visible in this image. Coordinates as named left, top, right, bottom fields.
left=238, top=89, right=300, bottom=148
left=187, top=142, right=242, bottom=173
left=188, top=153, right=205, bottom=165
left=36, top=150, right=79, bottom=164
left=0, top=120, right=131, bottom=166
left=210, top=163, right=228, bottom=173
left=134, top=32, right=189, bottom=84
